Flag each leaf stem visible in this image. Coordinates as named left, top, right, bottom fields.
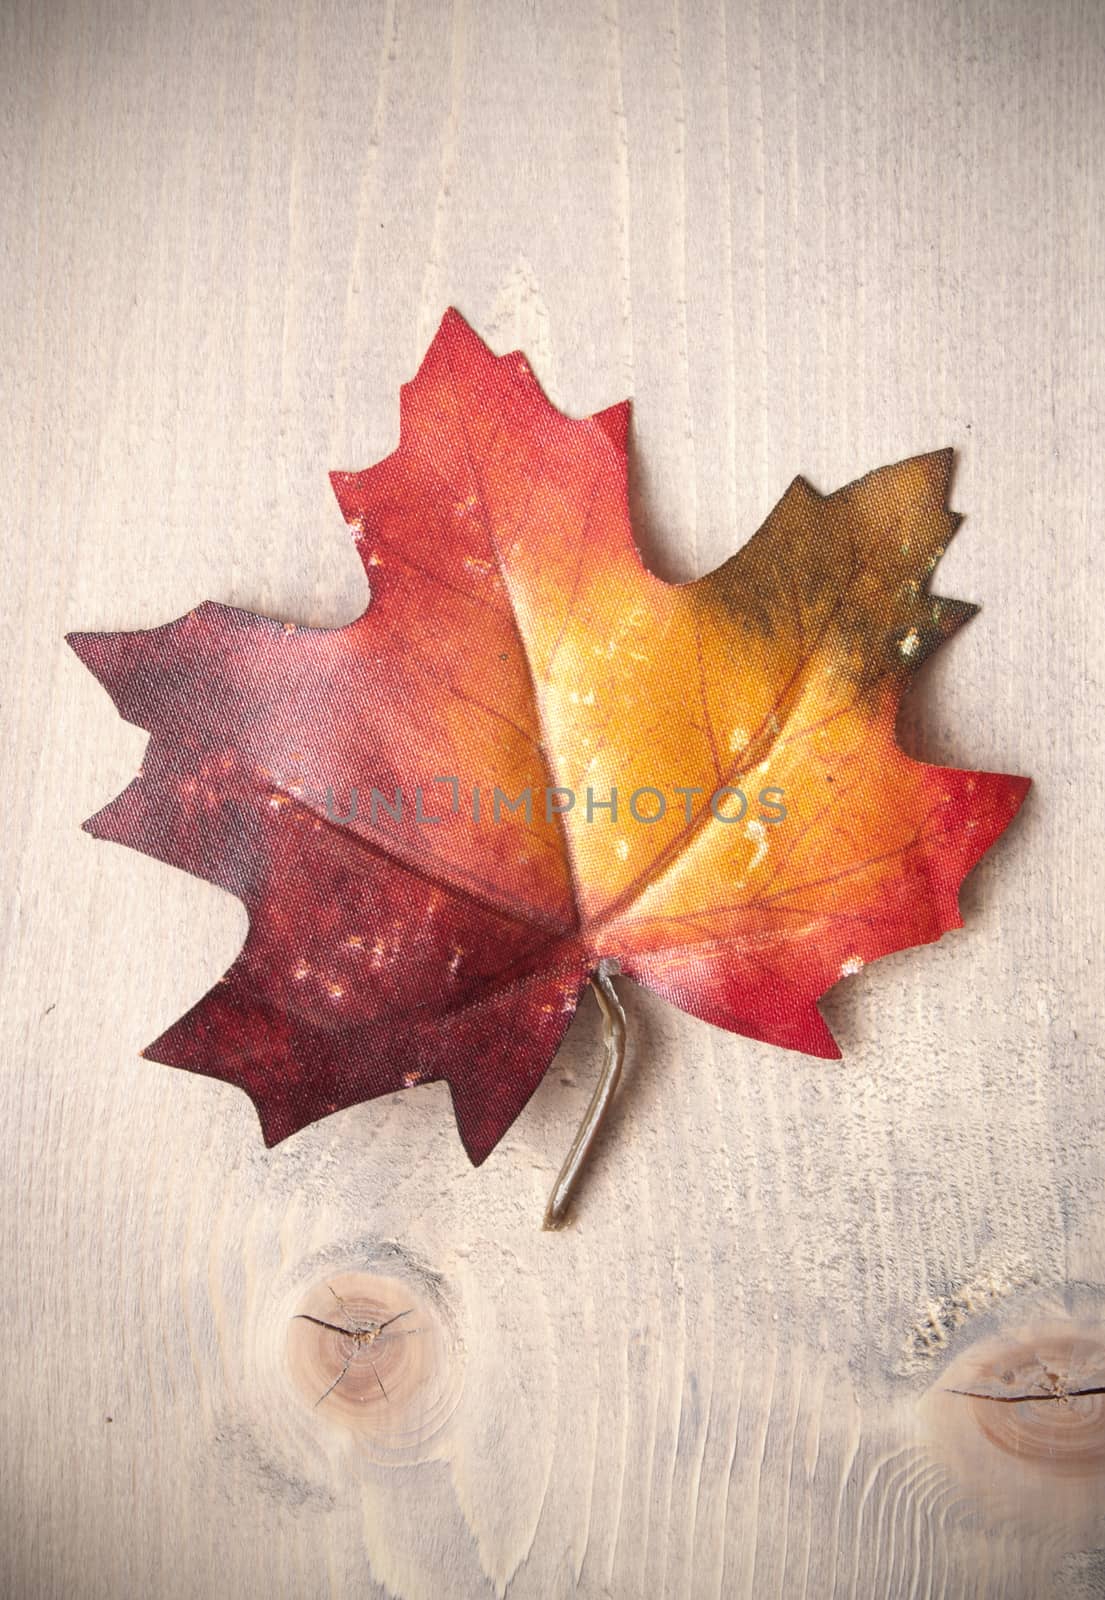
left=543, top=967, right=627, bottom=1230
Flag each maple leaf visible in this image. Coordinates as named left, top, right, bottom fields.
left=68, top=309, right=1029, bottom=1202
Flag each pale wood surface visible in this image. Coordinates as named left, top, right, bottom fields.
left=3, top=1, right=1104, bottom=1595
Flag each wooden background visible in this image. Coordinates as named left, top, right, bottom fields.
left=3, top=0, right=1104, bottom=1594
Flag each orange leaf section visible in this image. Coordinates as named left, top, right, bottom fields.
left=69, top=310, right=1028, bottom=1160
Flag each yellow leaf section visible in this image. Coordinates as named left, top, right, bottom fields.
left=502, top=450, right=975, bottom=936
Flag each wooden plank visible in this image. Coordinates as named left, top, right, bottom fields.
left=2, top=0, right=1103, bottom=1594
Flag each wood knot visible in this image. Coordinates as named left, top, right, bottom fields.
left=925, top=1320, right=1105, bottom=1534
left=287, top=1269, right=460, bottom=1456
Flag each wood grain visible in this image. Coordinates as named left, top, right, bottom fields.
left=3, top=0, right=1104, bottom=1594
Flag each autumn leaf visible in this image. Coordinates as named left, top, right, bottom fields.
left=68, top=309, right=1028, bottom=1207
